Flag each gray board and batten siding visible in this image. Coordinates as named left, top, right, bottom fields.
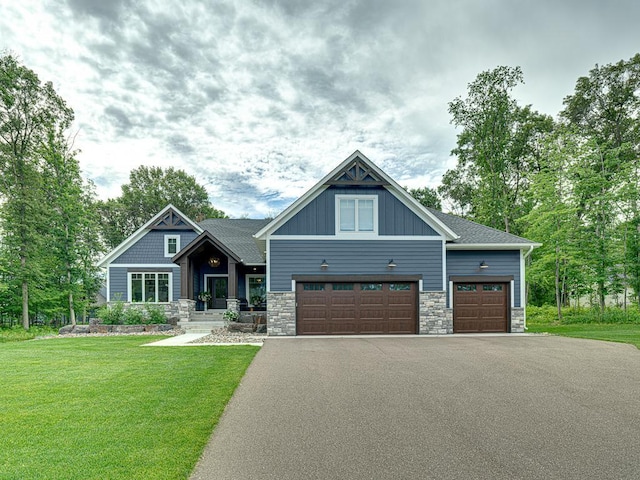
left=446, top=250, right=522, bottom=307
left=111, top=230, right=199, bottom=264
left=274, top=186, right=439, bottom=236
left=269, top=239, right=443, bottom=292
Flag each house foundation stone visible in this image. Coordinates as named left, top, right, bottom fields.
left=178, top=299, right=196, bottom=323
left=267, top=291, right=296, bottom=336
left=419, top=291, right=452, bottom=334
left=511, top=307, right=525, bottom=333
left=226, top=298, right=240, bottom=312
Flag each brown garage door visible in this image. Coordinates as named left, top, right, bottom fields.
left=453, top=282, right=508, bottom=333
left=297, top=282, right=417, bottom=335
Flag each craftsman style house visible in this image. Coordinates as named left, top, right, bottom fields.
left=97, top=151, right=539, bottom=335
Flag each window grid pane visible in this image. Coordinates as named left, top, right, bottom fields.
left=167, top=238, right=177, bottom=254
left=158, top=274, right=169, bottom=302
left=131, top=274, right=143, bottom=302
left=339, top=199, right=356, bottom=232
left=357, top=199, right=374, bottom=231
left=145, top=274, right=156, bottom=302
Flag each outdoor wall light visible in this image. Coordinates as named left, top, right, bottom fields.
left=479, top=261, right=489, bottom=269
left=208, top=256, right=221, bottom=268
left=387, top=259, right=397, bottom=269
left=320, top=259, right=329, bottom=270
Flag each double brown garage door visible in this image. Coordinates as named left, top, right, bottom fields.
left=453, top=282, right=509, bottom=333
left=296, top=281, right=417, bottom=335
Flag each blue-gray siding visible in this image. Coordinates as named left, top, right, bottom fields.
left=269, top=239, right=443, bottom=291
left=112, top=230, right=199, bottom=264
left=108, top=266, right=181, bottom=301
left=274, top=186, right=438, bottom=236
left=446, top=250, right=522, bottom=307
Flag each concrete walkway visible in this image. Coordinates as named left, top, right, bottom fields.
left=190, top=335, right=640, bottom=480
left=142, top=333, right=264, bottom=346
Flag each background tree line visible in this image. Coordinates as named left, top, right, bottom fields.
left=0, top=54, right=225, bottom=329
left=426, top=54, right=640, bottom=319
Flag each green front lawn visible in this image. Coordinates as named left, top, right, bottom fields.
left=0, top=336, right=259, bottom=480
left=527, top=322, right=640, bottom=349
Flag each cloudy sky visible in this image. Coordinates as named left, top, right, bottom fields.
left=1, top=0, right=638, bottom=218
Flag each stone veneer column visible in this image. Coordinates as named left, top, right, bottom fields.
left=226, top=298, right=240, bottom=312
left=419, top=291, right=452, bottom=334
left=511, top=307, right=525, bottom=333
left=267, top=292, right=296, bottom=336
left=178, top=299, right=195, bottom=323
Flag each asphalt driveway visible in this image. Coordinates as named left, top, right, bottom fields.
left=190, top=336, right=640, bottom=480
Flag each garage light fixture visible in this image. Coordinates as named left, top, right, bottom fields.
left=387, top=259, right=397, bottom=269
left=479, top=261, right=489, bottom=269
left=320, top=259, right=329, bottom=270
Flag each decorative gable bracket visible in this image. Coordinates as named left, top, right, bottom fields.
left=325, top=156, right=390, bottom=186
left=148, top=208, right=190, bottom=230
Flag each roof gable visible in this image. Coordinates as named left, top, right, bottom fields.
left=254, top=150, right=459, bottom=240
left=97, top=204, right=203, bottom=267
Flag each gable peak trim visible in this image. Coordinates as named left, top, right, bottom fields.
left=325, top=155, right=389, bottom=186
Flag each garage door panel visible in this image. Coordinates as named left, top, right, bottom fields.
left=453, top=282, right=508, bottom=333
left=297, top=281, right=417, bottom=335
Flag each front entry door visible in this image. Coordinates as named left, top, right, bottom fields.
left=207, top=277, right=228, bottom=309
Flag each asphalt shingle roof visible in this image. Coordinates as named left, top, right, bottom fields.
left=198, top=218, right=270, bottom=264
left=426, top=208, right=537, bottom=245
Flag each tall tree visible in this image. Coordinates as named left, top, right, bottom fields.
left=98, top=166, right=226, bottom=249
left=41, top=129, right=102, bottom=325
left=0, top=54, right=74, bottom=329
left=561, top=54, right=640, bottom=310
left=443, top=66, right=553, bottom=233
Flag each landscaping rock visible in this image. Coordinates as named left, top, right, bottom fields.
left=227, top=322, right=255, bottom=333
left=255, top=324, right=267, bottom=333
left=59, top=325, right=75, bottom=335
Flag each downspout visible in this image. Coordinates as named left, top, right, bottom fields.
left=522, top=245, right=535, bottom=330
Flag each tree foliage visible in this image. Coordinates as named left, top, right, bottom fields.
left=98, top=166, right=226, bottom=249
left=0, top=54, right=102, bottom=328
left=442, top=66, right=554, bottom=234
left=407, top=186, right=441, bottom=210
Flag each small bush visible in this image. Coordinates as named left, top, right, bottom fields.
left=123, top=307, right=145, bottom=325
left=144, top=305, right=167, bottom=324
left=526, top=305, right=559, bottom=325
left=222, top=310, right=239, bottom=322
left=527, top=305, right=640, bottom=326
left=97, top=302, right=125, bottom=325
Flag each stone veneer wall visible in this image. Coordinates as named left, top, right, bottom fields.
left=226, top=298, right=240, bottom=312
left=177, top=299, right=196, bottom=324
left=267, top=292, right=296, bottom=336
left=511, top=307, right=525, bottom=333
left=419, top=291, right=452, bottom=334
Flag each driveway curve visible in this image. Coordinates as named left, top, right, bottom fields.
left=191, top=336, right=640, bottom=480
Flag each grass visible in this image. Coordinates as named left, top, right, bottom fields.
left=527, top=305, right=640, bottom=349
left=0, top=325, right=58, bottom=342
left=0, top=336, right=259, bottom=479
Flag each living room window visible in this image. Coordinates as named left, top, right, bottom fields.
left=336, top=195, right=377, bottom=234
left=129, top=272, right=171, bottom=303
left=164, top=235, right=180, bottom=257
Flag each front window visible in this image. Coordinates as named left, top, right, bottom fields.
left=336, top=195, right=377, bottom=234
left=247, top=275, right=266, bottom=306
left=130, top=272, right=170, bottom=302
left=164, top=235, right=180, bottom=257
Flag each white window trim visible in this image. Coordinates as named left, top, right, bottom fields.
left=335, top=195, right=378, bottom=236
left=127, top=272, right=173, bottom=303
left=164, top=235, right=180, bottom=257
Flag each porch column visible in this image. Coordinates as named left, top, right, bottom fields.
left=178, top=257, right=193, bottom=299
left=228, top=258, right=237, bottom=298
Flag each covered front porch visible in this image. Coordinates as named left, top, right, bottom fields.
left=172, top=231, right=266, bottom=329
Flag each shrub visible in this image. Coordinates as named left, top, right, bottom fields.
left=123, top=307, right=145, bottom=325
left=97, top=302, right=125, bottom=325
left=222, top=310, right=239, bottom=322
left=144, top=305, right=167, bottom=325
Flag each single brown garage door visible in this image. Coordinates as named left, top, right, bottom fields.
left=453, top=282, right=509, bottom=333
left=296, top=282, right=417, bottom=335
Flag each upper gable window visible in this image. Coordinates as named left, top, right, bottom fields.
left=336, top=195, right=378, bottom=234
left=164, top=235, right=180, bottom=257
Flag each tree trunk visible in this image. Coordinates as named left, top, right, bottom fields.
left=555, top=246, right=563, bottom=322
left=67, top=268, right=76, bottom=326
left=22, top=278, right=29, bottom=330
